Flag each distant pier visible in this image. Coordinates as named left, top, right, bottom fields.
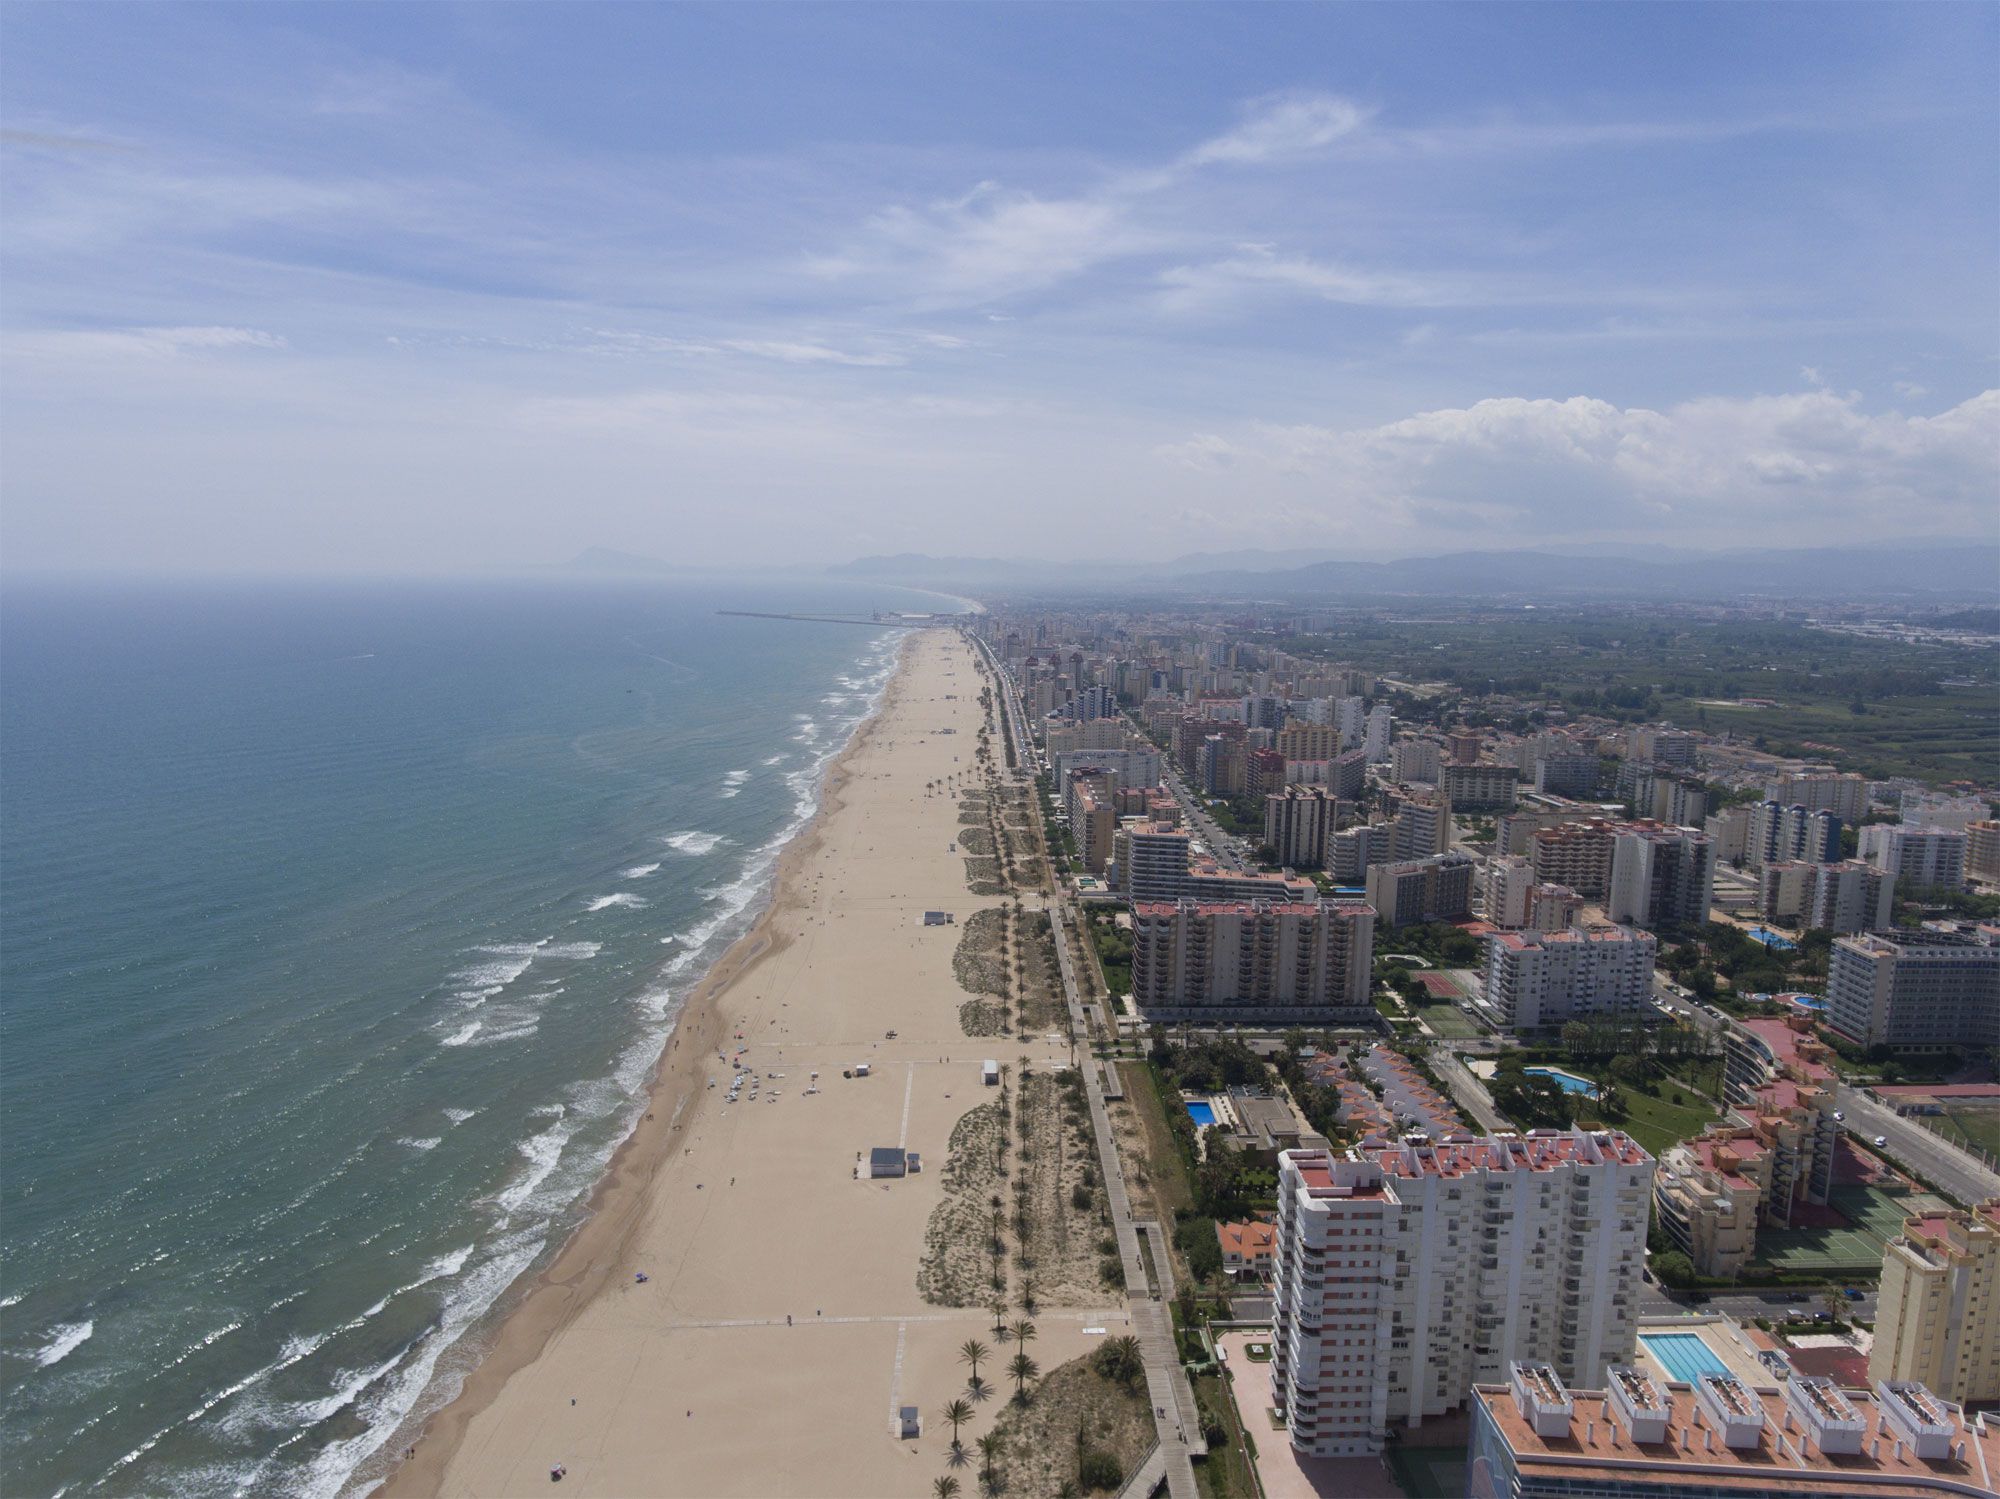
left=716, top=610, right=934, bottom=628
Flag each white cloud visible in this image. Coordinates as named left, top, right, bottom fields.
left=1159, top=246, right=1452, bottom=312
left=718, top=339, right=904, bottom=367
left=1156, top=388, right=2000, bottom=542
left=6, top=325, right=288, bottom=361
left=1184, top=93, right=1371, bottom=166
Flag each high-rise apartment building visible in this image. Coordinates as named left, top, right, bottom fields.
left=1825, top=927, right=2000, bottom=1052
left=1765, top=771, right=1868, bottom=822
left=1442, top=762, right=1522, bottom=813
left=1607, top=824, right=1714, bottom=929
left=1758, top=859, right=1893, bottom=934
left=1264, top=785, right=1337, bottom=869
left=1626, top=725, right=1700, bottom=768
left=1271, top=1131, right=1654, bottom=1456
left=1446, top=726, right=1484, bottom=765
left=1530, top=820, right=1617, bottom=897
left=1871, top=1202, right=2000, bottom=1405
left=1968, top=819, right=2000, bottom=882
left=1114, top=821, right=1192, bottom=903
left=1391, top=737, right=1442, bottom=785
left=1364, top=704, right=1393, bottom=762
left=1745, top=801, right=1842, bottom=869
left=1860, top=824, right=1968, bottom=892
left=1365, top=852, right=1475, bottom=927
left=1482, top=925, right=1656, bottom=1031
left=1534, top=753, right=1602, bottom=799
left=1484, top=855, right=1534, bottom=928
left=1277, top=722, right=1340, bottom=763
left=1334, top=696, right=1367, bottom=747
left=1330, top=747, right=1369, bottom=802
left=1128, top=898, right=1374, bottom=1018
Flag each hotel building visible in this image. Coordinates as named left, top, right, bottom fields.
left=1482, top=925, right=1656, bottom=1032
left=1825, top=927, right=2000, bottom=1052
left=1871, top=1202, right=2000, bottom=1405
left=1270, top=1130, right=1654, bottom=1456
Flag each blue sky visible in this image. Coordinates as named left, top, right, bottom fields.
left=2, top=2, right=1995, bottom=572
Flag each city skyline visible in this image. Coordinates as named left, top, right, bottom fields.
left=3, top=2, right=1996, bottom=574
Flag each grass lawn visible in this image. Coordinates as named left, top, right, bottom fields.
left=1755, top=1184, right=1952, bottom=1273
left=1939, top=1104, right=2000, bottom=1160
left=1193, top=1370, right=1261, bottom=1499
left=1574, top=1079, right=1719, bottom=1157
left=1387, top=1445, right=1468, bottom=1499
left=1412, top=1002, right=1484, bottom=1039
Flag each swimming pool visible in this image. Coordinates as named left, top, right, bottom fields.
left=1746, top=925, right=1797, bottom=951
left=1524, top=1066, right=1599, bottom=1097
left=1186, top=1101, right=1217, bottom=1126
left=1640, top=1331, right=1733, bottom=1383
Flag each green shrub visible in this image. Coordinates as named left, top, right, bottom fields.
left=1079, top=1451, right=1123, bottom=1491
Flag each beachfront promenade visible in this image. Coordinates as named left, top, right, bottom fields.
left=972, top=628, right=1203, bottom=1499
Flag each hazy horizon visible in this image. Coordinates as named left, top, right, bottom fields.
left=3, top=2, right=1997, bottom=576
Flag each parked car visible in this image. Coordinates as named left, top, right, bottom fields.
left=1873, top=1134, right=1889, bottom=1148
left=1832, top=1110, right=1845, bottom=1122
left=1844, top=1288, right=1865, bottom=1300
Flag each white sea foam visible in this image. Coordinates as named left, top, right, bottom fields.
left=662, top=830, right=724, bottom=855
left=761, top=754, right=785, bottom=766
left=620, top=862, right=661, bottom=879
left=442, top=1108, right=477, bottom=1126
left=36, top=1320, right=93, bottom=1368
left=395, top=1137, right=441, bottom=1152
left=0, top=1293, right=22, bottom=1308
left=494, top=1118, right=573, bottom=1217
left=439, top=1022, right=481, bottom=1048
left=584, top=893, right=647, bottom=913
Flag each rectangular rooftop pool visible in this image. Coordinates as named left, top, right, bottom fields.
left=1186, top=1101, right=1217, bottom=1126
left=1640, top=1331, right=1733, bottom=1384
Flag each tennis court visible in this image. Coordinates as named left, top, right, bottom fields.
left=1755, top=1184, right=1950, bottom=1272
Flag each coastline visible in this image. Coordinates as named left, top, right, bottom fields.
left=369, top=634, right=909, bottom=1497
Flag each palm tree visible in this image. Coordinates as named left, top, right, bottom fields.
left=1010, top=1317, right=1037, bottom=1348
left=941, top=1398, right=974, bottom=1451
left=960, top=1339, right=990, bottom=1385
left=1008, top=1351, right=1039, bottom=1403
left=990, top=1300, right=1008, bottom=1339
left=933, top=1477, right=961, bottom=1499
left=975, top=1432, right=1002, bottom=1491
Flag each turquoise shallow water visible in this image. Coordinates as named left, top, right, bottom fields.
left=0, top=576, right=950, bottom=1497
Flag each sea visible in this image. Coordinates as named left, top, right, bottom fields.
left=0, top=575, right=961, bottom=1498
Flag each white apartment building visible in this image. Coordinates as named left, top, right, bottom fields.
left=1392, top=737, right=1443, bottom=785
left=1482, top=925, right=1657, bottom=1031
left=1898, top=789, right=1991, bottom=832
left=1744, top=800, right=1842, bottom=869
left=1113, top=821, right=1191, bottom=903
left=1860, top=824, right=1968, bottom=891
left=1484, top=855, right=1535, bottom=928
left=1271, top=1131, right=1654, bottom=1457
left=1364, top=704, right=1393, bottom=762
left=1607, top=824, right=1714, bottom=929
left=1826, top=927, right=2000, bottom=1052
left=1334, top=695, right=1367, bottom=746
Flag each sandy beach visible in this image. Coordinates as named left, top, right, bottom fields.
left=380, top=627, right=1124, bottom=1497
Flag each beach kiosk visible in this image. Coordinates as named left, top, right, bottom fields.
left=867, top=1147, right=906, bottom=1179
left=982, top=1060, right=1000, bottom=1086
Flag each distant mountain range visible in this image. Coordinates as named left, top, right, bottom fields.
left=826, top=543, right=2000, bottom=602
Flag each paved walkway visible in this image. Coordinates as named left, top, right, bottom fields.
left=973, top=634, right=1199, bottom=1499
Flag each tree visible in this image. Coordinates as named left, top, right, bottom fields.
left=991, top=1299, right=1009, bottom=1339
left=1009, top=1351, right=1040, bottom=1402
left=976, top=1433, right=1002, bottom=1491
left=960, top=1339, right=989, bottom=1389
left=941, top=1398, right=974, bottom=1450
left=1010, top=1318, right=1037, bottom=1348
left=1091, top=1335, right=1144, bottom=1391
left=1078, top=1451, right=1123, bottom=1492
left=933, top=1478, right=962, bottom=1499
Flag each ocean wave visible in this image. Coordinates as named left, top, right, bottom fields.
left=620, top=862, right=661, bottom=879
left=0, top=1292, right=22, bottom=1308
left=395, top=1137, right=441, bottom=1152
left=160, top=1319, right=243, bottom=1373
left=761, top=754, right=785, bottom=766
left=442, top=1109, right=477, bottom=1126
left=35, top=1320, right=93, bottom=1368
left=662, top=830, right=725, bottom=855
left=493, top=1118, right=573, bottom=1217
left=584, top=893, right=647, bottom=913
left=439, top=1022, right=481, bottom=1048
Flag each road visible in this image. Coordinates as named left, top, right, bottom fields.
left=1835, top=1083, right=2000, bottom=1209
left=1639, top=1285, right=1877, bottom=1322
left=1155, top=757, right=1247, bottom=872
left=972, top=633, right=1200, bottom=1499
